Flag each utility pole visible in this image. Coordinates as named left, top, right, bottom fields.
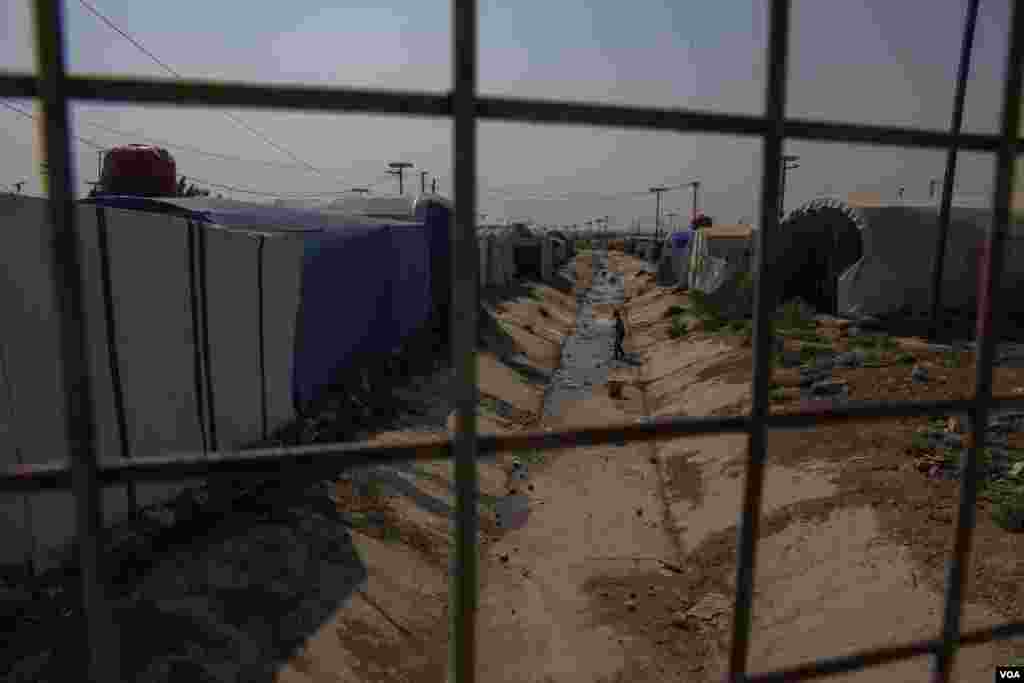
left=387, top=161, right=413, bottom=195
left=779, top=155, right=800, bottom=218
left=419, top=170, right=428, bottom=194
left=649, top=186, right=667, bottom=239
left=431, top=177, right=437, bottom=194
left=666, top=211, right=679, bottom=234
left=690, top=181, right=701, bottom=222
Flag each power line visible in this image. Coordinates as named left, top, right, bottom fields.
left=76, top=0, right=327, bottom=178
left=1, top=101, right=105, bottom=151
left=71, top=116, right=360, bottom=175
left=0, top=101, right=389, bottom=198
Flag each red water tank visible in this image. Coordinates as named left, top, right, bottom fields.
left=100, top=144, right=177, bottom=197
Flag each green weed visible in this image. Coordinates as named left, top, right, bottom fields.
left=669, top=316, right=689, bottom=339
left=897, top=352, right=917, bottom=365
left=518, top=450, right=546, bottom=466
left=778, top=299, right=816, bottom=331
left=987, top=480, right=1024, bottom=532
left=664, top=304, right=687, bottom=318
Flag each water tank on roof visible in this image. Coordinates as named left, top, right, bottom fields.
left=100, top=144, right=177, bottom=197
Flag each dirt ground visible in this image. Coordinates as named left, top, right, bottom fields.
left=274, top=248, right=1022, bottom=683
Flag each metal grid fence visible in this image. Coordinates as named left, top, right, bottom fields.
left=1, top=0, right=1023, bottom=681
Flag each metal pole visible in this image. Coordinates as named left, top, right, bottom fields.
left=932, top=1, right=1021, bottom=680
left=420, top=170, right=428, bottom=194
left=729, top=0, right=790, bottom=679
left=928, top=0, right=980, bottom=341
left=451, top=0, right=479, bottom=679
left=31, top=0, right=118, bottom=680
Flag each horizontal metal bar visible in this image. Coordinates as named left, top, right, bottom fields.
left=0, top=70, right=451, bottom=118
left=475, top=94, right=766, bottom=137
left=746, top=620, right=1024, bottom=683
left=6, top=396, right=1022, bottom=494
left=2, top=71, right=1021, bottom=154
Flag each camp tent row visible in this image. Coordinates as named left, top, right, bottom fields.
left=0, top=192, right=451, bottom=573
left=625, top=194, right=1024, bottom=320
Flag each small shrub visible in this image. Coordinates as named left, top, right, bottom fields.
left=364, top=480, right=383, bottom=499
left=897, top=352, right=917, bottom=365
left=988, top=480, right=1024, bottom=532
left=778, top=328, right=826, bottom=344
left=702, top=317, right=727, bottom=333
left=728, top=320, right=750, bottom=334
left=689, top=291, right=722, bottom=320
left=381, top=524, right=402, bottom=542
left=862, top=350, right=884, bottom=367
left=519, top=450, right=545, bottom=465
left=911, top=432, right=933, bottom=451
left=769, top=387, right=787, bottom=402
left=669, top=316, right=689, bottom=339
left=941, top=351, right=964, bottom=368
left=664, top=304, right=686, bottom=318
left=778, top=299, right=816, bottom=331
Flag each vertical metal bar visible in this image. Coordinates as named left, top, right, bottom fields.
left=931, top=2, right=1023, bottom=680
left=30, top=1, right=119, bottom=680
left=0, top=340, right=37, bottom=577
left=927, top=0, right=981, bottom=341
left=95, top=207, right=135, bottom=511
left=729, top=0, right=791, bottom=680
left=186, top=221, right=209, bottom=454
left=197, top=222, right=218, bottom=451
left=257, top=235, right=268, bottom=441
left=451, top=0, right=480, bottom=680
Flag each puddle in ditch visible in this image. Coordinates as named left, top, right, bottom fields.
left=542, top=251, right=635, bottom=420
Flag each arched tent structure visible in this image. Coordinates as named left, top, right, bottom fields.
left=768, top=198, right=865, bottom=314
left=834, top=196, right=1024, bottom=319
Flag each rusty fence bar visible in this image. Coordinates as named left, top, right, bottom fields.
left=8, top=396, right=1024, bottom=494
left=927, top=0, right=980, bottom=341
left=3, top=71, right=1023, bottom=154
left=30, top=0, right=118, bottom=680
left=729, top=0, right=791, bottom=679
left=933, top=1, right=1024, bottom=680
left=451, top=0, right=480, bottom=680
left=4, top=0, right=1024, bottom=679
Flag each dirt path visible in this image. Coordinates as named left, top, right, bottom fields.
left=583, top=251, right=1024, bottom=682
left=474, top=251, right=678, bottom=683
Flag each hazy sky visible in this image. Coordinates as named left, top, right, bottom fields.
left=0, top=0, right=1015, bottom=227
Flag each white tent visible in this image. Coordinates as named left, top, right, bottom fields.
left=837, top=198, right=1024, bottom=318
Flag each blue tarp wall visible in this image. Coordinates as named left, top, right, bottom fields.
left=83, top=195, right=439, bottom=412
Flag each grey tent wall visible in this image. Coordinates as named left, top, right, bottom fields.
left=0, top=196, right=302, bottom=573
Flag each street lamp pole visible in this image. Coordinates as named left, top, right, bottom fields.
left=387, top=161, right=413, bottom=195
left=779, top=155, right=800, bottom=219
left=690, top=181, right=701, bottom=222
left=649, top=186, right=667, bottom=239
